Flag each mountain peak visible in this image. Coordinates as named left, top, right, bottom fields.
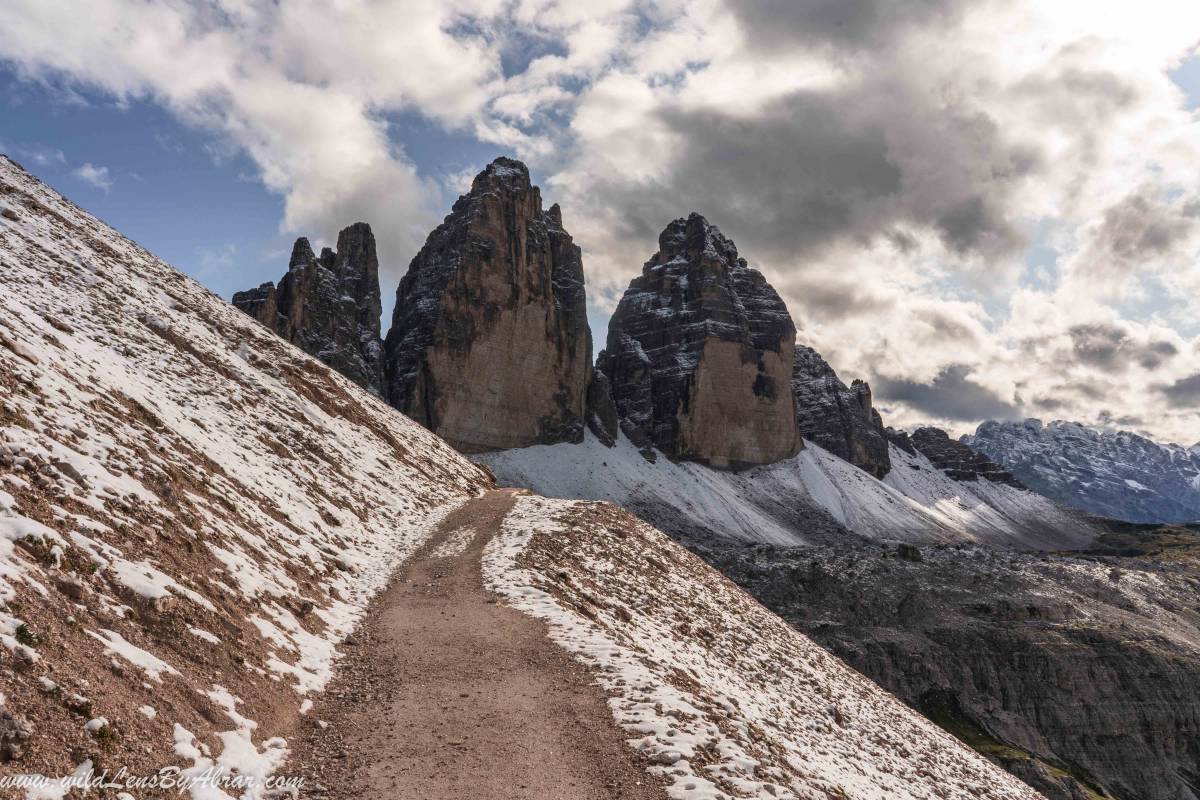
left=471, top=156, right=533, bottom=194
left=965, top=418, right=1200, bottom=522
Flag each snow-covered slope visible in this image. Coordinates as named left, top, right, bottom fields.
left=965, top=419, right=1200, bottom=523
left=484, top=495, right=1043, bottom=800
left=0, top=156, right=489, bottom=791
left=478, top=433, right=1100, bottom=550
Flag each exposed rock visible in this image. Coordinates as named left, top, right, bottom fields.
left=910, top=427, right=1024, bottom=486
left=0, top=707, right=31, bottom=761
left=700, top=539, right=1200, bottom=800
left=382, top=157, right=591, bottom=453
left=792, top=345, right=890, bottom=478
left=232, top=223, right=384, bottom=395
left=885, top=426, right=917, bottom=455
left=965, top=418, right=1200, bottom=524
left=598, top=213, right=800, bottom=469
left=586, top=371, right=620, bottom=448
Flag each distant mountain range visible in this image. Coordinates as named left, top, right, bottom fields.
left=964, top=419, right=1200, bottom=524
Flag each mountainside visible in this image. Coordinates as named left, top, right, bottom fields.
left=479, top=433, right=1100, bottom=551
left=792, top=344, right=891, bottom=478
left=706, top=536, right=1200, bottom=800
left=597, top=213, right=800, bottom=469
left=0, top=155, right=1043, bottom=799
left=233, top=223, right=385, bottom=396
left=382, top=157, right=592, bottom=453
left=965, top=419, right=1200, bottom=523
left=0, top=155, right=489, bottom=788
left=486, top=495, right=1042, bottom=800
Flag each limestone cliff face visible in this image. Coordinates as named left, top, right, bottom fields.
left=792, top=345, right=891, bottom=478
left=704, top=540, right=1200, bottom=800
left=911, top=427, right=1025, bottom=487
left=232, top=222, right=384, bottom=395
left=382, top=158, right=592, bottom=453
left=597, top=214, right=800, bottom=469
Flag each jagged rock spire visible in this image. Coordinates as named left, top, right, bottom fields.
left=598, top=213, right=800, bottom=469
left=382, top=157, right=592, bottom=452
left=232, top=222, right=384, bottom=395
left=792, top=345, right=891, bottom=478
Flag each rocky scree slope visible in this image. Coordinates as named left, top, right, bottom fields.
left=0, top=155, right=490, bottom=791
left=485, top=494, right=1044, bottom=800
left=965, top=419, right=1200, bottom=523
left=597, top=213, right=800, bottom=469
left=382, top=157, right=593, bottom=453
left=703, top=538, right=1200, bottom=800
left=233, top=222, right=385, bottom=396
left=792, top=345, right=890, bottom=478
left=480, top=433, right=1100, bottom=551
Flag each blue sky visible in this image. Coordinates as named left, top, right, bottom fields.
left=2, top=2, right=1200, bottom=442
left=7, top=54, right=1197, bottom=348
left=0, top=64, right=573, bottom=327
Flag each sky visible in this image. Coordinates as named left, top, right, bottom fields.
left=2, top=1, right=1200, bottom=445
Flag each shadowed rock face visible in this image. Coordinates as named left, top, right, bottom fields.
left=598, top=213, right=800, bottom=469
left=382, top=157, right=592, bottom=453
left=232, top=222, right=384, bottom=395
left=700, top=539, right=1200, bottom=800
left=792, top=345, right=891, bottom=478
left=911, top=427, right=1024, bottom=487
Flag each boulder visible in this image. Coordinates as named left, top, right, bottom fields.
left=382, top=158, right=592, bottom=453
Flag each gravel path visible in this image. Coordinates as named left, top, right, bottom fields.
left=289, top=489, right=668, bottom=799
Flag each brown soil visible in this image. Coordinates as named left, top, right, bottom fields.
left=287, top=489, right=669, bottom=800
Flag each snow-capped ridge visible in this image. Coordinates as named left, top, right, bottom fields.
left=965, top=417, right=1200, bottom=523
left=478, top=430, right=1100, bottom=551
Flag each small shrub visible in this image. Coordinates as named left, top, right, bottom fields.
left=14, top=623, right=38, bottom=648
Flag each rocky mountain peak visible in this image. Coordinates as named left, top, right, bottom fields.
left=792, top=345, right=891, bottom=478
left=383, top=157, right=592, bottom=453
left=233, top=221, right=384, bottom=395
left=910, top=427, right=1024, bottom=487
left=965, top=418, right=1200, bottom=523
left=470, top=156, right=533, bottom=195
left=598, top=214, right=800, bottom=469
left=289, top=236, right=316, bottom=269
left=656, top=212, right=741, bottom=270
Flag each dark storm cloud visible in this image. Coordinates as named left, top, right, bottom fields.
left=1084, top=192, right=1199, bottom=274
left=914, top=309, right=981, bottom=344
left=727, top=0, right=967, bottom=51
left=874, top=364, right=1020, bottom=422
left=1096, top=409, right=1147, bottom=428
left=1157, top=374, right=1200, bottom=408
left=1031, top=395, right=1066, bottom=411
left=654, top=93, right=903, bottom=251
left=787, top=280, right=896, bottom=319
left=1067, top=323, right=1179, bottom=372
left=585, top=86, right=1035, bottom=269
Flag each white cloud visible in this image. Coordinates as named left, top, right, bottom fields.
left=2, top=1, right=1200, bottom=441
left=72, top=162, right=112, bottom=191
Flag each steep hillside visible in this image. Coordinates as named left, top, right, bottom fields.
left=706, top=538, right=1200, bottom=800
left=0, top=155, right=1052, bottom=799
left=484, top=495, right=1042, bottom=800
left=0, top=155, right=489, bottom=790
left=479, top=433, right=1101, bottom=551
left=965, top=419, right=1200, bottom=523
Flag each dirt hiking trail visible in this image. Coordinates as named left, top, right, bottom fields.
left=289, top=489, right=669, bottom=799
